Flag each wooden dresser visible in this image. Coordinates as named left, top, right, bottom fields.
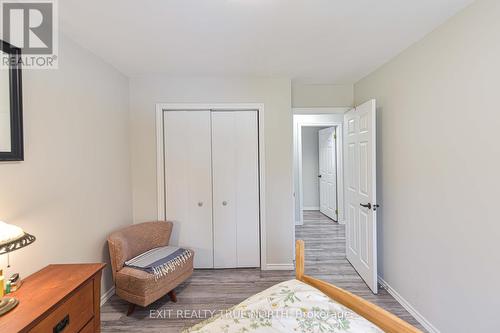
left=0, top=264, right=105, bottom=333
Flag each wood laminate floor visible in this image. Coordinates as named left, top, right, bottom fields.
left=101, top=211, right=425, bottom=332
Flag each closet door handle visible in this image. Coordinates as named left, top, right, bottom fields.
left=197, top=202, right=203, bottom=207
left=222, top=201, right=228, bottom=206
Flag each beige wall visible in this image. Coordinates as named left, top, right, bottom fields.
left=129, top=76, right=294, bottom=267
left=354, top=0, right=499, bottom=331
left=0, top=34, right=132, bottom=295
left=292, top=83, right=353, bottom=107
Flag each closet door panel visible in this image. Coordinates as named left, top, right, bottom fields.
left=164, top=111, right=213, bottom=268
left=211, top=112, right=238, bottom=268
left=212, top=111, right=260, bottom=268
left=234, top=112, right=260, bottom=267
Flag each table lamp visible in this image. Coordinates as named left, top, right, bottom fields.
left=0, top=221, right=36, bottom=316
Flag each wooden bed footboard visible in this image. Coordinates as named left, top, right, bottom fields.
left=295, top=240, right=423, bottom=333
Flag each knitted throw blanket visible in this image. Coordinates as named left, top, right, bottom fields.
left=125, top=246, right=193, bottom=280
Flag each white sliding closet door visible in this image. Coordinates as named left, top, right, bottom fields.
left=164, top=111, right=213, bottom=268
left=211, top=111, right=260, bottom=268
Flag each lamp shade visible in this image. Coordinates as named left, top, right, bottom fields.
left=0, top=221, right=36, bottom=255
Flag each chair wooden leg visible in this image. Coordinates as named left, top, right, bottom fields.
left=168, top=290, right=177, bottom=303
left=126, top=303, right=136, bottom=316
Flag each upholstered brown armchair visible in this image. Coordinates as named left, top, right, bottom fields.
left=107, top=221, right=194, bottom=315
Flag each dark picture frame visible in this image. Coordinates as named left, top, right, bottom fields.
left=0, top=39, right=23, bottom=161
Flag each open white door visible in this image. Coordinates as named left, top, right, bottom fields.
left=344, top=99, right=378, bottom=293
left=318, top=127, right=337, bottom=221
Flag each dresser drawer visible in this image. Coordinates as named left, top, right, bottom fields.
left=79, top=318, right=94, bottom=333
left=30, top=280, right=94, bottom=333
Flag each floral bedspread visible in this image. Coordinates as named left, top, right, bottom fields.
left=184, top=279, right=383, bottom=333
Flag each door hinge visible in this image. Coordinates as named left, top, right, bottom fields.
left=333, top=133, right=337, bottom=140
left=335, top=208, right=339, bottom=215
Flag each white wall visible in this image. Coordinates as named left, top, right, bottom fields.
left=292, top=83, right=353, bottom=107
left=354, top=0, right=499, bottom=331
left=301, top=126, right=325, bottom=209
left=0, top=34, right=132, bottom=295
left=129, top=76, right=294, bottom=267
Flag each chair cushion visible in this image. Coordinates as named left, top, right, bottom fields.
left=115, top=254, right=194, bottom=307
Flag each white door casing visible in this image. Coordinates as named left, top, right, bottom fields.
left=211, top=111, right=260, bottom=268
left=164, top=111, right=214, bottom=268
left=318, top=127, right=338, bottom=221
left=344, top=99, right=378, bottom=293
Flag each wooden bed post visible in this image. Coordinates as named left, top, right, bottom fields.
left=295, top=239, right=304, bottom=281
left=294, top=240, right=422, bottom=333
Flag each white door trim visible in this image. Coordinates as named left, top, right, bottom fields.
left=294, top=118, right=345, bottom=225
left=156, top=103, right=267, bottom=270
left=293, top=107, right=348, bottom=114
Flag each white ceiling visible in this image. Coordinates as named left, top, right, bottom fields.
left=60, top=0, right=473, bottom=83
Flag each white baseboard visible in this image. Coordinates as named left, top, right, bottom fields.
left=302, top=206, right=320, bottom=211
left=100, top=286, right=115, bottom=306
left=378, top=277, right=440, bottom=333
left=263, top=263, right=295, bottom=271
